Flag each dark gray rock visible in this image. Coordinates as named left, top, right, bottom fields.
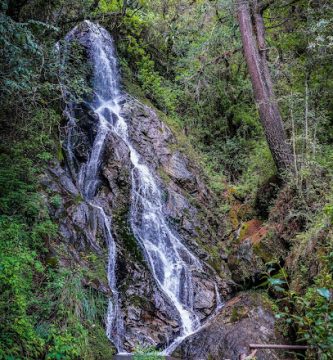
left=122, top=97, right=174, bottom=168
left=45, top=92, right=233, bottom=351
left=163, top=151, right=194, bottom=185
left=193, top=278, right=216, bottom=310
left=121, top=95, right=227, bottom=266
left=173, top=292, right=286, bottom=360
left=47, top=163, right=78, bottom=196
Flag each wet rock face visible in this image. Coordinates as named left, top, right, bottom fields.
left=101, top=130, right=181, bottom=349
left=110, top=96, right=233, bottom=344
left=121, top=97, right=228, bottom=261
left=173, top=292, right=285, bottom=360
left=193, top=277, right=216, bottom=314
left=122, top=98, right=174, bottom=169
left=45, top=92, right=233, bottom=350
left=116, top=254, right=181, bottom=350
left=164, top=151, right=195, bottom=186
left=121, top=94, right=233, bottom=296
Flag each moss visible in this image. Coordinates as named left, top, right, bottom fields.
left=253, top=228, right=284, bottom=264
left=227, top=255, right=240, bottom=268
left=86, top=323, right=115, bottom=359
left=209, top=257, right=224, bottom=276
left=57, top=142, right=64, bottom=162
left=238, top=222, right=249, bottom=242
left=74, top=193, right=84, bottom=205
left=122, top=77, right=156, bottom=109
left=252, top=241, right=274, bottom=263
left=157, top=166, right=172, bottom=184
left=230, top=307, right=239, bottom=322
left=193, top=229, right=226, bottom=276
left=261, top=293, right=279, bottom=313
left=230, top=305, right=248, bottom=323
left=229, top=206, right=240, bottom=230
left=45, top=255, right=58, bottom=268
left=83, top=251, right=109, bottom=286
left=50, top=194, right=62, bottom=208
left=206, top=245, right=222, bottom=272
left=129, top=295, right=149, bottom=308
left=113, top=208, right=144, bottom=263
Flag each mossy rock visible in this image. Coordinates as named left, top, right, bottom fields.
left=113, top=208, right=145, bottom=263
left=238, top=219, right=263, bottom=242
left=230, top=305, right=248, bottom=323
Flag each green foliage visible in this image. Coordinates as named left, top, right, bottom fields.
left=259, top=200, right=333, bottom=357
left=108, top=0, right=333, bottom=197
left=277, top=273, right=333, bottom=359
left=0, top=218, right=45, bottom=358
left=0, top=223, right=112, bottom=359
left=0, top=143, right=112, bottom=358
left=324, top=203, right=333, bottom=224
left=105, top=0, right=262, bottom=182
left=258, top=264, right=288, bottom=293
left=0, top=11, right=62, bottom=118
left=0, top=156, right=49, bottom=357
left=235, top=140, right=276, bottom=201
left=133, top=345, right=160, bottom=360
left=38, top=269, right=112, bottom=360
left=50, top=194, right=62, bottom=209
left=262, top=253, right=333, bottom=359
left=59, top=40, right=92, bottom=102
left=0, top=149, right=111, bottom=358
left=2, top=1, right=333, bottom=358
left=0, top=12, right=43, bottom=96
left=0, top=7, right=107, bottom=358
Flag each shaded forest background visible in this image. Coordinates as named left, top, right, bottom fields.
left=0, top=0, right=332, bottom=359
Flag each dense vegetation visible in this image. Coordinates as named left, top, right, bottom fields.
left=0, top=0, right=332, bottom=359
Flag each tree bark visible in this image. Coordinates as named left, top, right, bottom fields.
left=237, top=0, right=294, bottom=173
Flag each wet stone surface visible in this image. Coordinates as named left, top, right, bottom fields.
left=49, top=20, right=234, bottom=353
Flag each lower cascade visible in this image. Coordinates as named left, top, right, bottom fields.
left=61, top=21, right=222, bottom=353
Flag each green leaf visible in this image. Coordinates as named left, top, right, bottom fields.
left=274, top=285, right=286, bottom=292
left=275, top=313, right=285, bottom=319
left=317, top=288, right=331, bottom=300
left=268, top=278, right=286, bottom=285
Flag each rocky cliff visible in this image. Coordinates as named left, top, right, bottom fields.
left=41, top=21, right=285, bottom=357
left=44, top=91, right=233, bottom=351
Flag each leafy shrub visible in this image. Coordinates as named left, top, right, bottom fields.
left=263, top=250, right=333, bottom=359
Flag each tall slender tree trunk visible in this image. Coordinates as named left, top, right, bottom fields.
left=237, top=0, right=294, bottom=173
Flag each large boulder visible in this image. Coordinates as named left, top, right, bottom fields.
left=172, top=292, right=285, bottom=360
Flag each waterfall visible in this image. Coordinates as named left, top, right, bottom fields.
left=61, top=23, right=126, bottom=352
left=62, top=20, right=219, bottom=353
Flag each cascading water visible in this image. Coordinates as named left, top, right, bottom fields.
left=61, top=24, right=126, bottom=352
left=62, top=20, right=221, bottom=354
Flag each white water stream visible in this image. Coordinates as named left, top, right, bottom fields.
left=63, top=21, right=221, bottom=354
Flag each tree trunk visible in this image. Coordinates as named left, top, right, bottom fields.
left=237, top=0, right=294, bottom=173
